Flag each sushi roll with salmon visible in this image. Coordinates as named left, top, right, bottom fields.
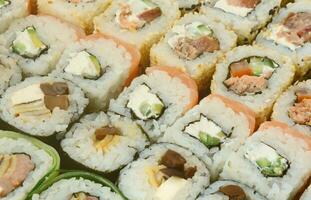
left=256, top=1, right=311, bottom=78
left=93, top=0, right=180, bottom=68
left=211, top=45, right=295, bottom=124
left=220, top=121, right=311, bottom=200
left=0, top=15, right=84, bottom=76
left=118, top=143, right=210, bottom=200
left=37, top=0, right=112, bottom=33
left=150, top=13, right=237, bottom=92
left=272, top=80, right=311, bottom=136
left=108, top=66, right=198, bottom=141
left=61, top=112, right=149, bottom=173
left=160, top=94, right=256, bottom=180
left=0, top=130, right=60, bottom=200
left=0, top=77, right=88, bottom=137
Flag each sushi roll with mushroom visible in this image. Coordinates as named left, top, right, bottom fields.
left=0, top=130, right=60, bottom=200
left=256, top=1, right=311, bottom=78
left=118, top=143, right=210, bottom=200
left=150, top=13, right=237, bottom=92
left=61, top=112, right=149, bottom=173
left=93, top=0, right=180, bottom=67
left=30, top=171, right=124, bottom=200
left=211, top=45, right=295, bottom=124
left=0, top=15, right=85, bottom=76
left=0, top=77, right=88, bottom=137
left=51, top=34, right=140, bottom=112
left=108, top=66, right=198, bottom=141
left=220, top=121, right=311, bottom=200
left=160, top=94, right=256, bottom=180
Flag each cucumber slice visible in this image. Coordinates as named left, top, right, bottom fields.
left=0, top=0, right=10, bottom=8
left=199, top=132, right=221, bottom=149
left=27, top=27, right=46, bottom=49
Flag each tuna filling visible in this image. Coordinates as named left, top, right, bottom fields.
left=0, top=0, right=10, bottom=8
left=94, top=126, right=122, bottom=152
left=70, top=192, right=99, bottom=200
left=214, top=0, right=261, bottom=17
left=218, top=185, right=246, bottom=200
left=288, top=89, right=311, bottom=126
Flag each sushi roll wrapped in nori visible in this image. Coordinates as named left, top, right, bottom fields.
left=30, top=171, right=124, bottom=200
left=272, top=80, right=311, bottom=136
left=256, top=1, right=311, bottom=78
left=220, top=121, right=311, bottom=200
left=61, top=112, right=149, bottom=173
left=0, top=130, right=60, bottom=200
left=109, top=66, right=198, bottom=141
left=160, top=94, right=256, bottom=180
left=196, top=180, right=267, bottom=200
left=93, top=0, right=180, bottom=67
left=51, top=33, right=140, bottom=112
left=211, top=45, right=295, bottom=124
left=118, top=143, right=210, bottom=200
left=0, top=15, right=85, bottom=76
left=0, top=77, right=88, bottom=137
left=37, top=0, right=112, bottom=33
left=150, top=13, right=237, bottom=92
left=300, top=185, right=311, bottom=200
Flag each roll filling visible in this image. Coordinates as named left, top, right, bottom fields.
left=0, top=0, right=10, bottom=8
left=288, top=89, right=311, bottom=126
left=70, top=192, right=99, bottom=200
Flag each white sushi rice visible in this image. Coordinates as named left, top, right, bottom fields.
left=31, top=177, right=122, bottom=200
left=61, top=112, right=149, bottom=172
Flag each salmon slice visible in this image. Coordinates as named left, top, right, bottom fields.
left=227, top=0, right=261, bottom=9
left=229, top=60, right=252, bottom=78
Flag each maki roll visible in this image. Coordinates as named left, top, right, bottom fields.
left=256, top=1, right=311, bottom=78
left=220, top=121, right=311, bottom=200
left=0, top=15, right=85, bottom=76
left=211, top=45, right=295, bottom=124
left=200, top=0, right=284, bottom=44
left=272, top=80, right=311, bottom=136
left=118, top=143, right=210, bottom=200
left=37, top=0, right=112, bottom=33
left=51, top=33, right=140, bottom=112
left=108, top=66, right=198, bottom=141
left=0, top=130, right=60, bottom=200
left=160, top=94, right=256, bottom=180
left=93, top=0, right=180, bottom=67
left=196, top=180, right=267, bottom=200
left=150, top=13, right=237, bottom=92
left=30, top=171, right=124, bottom=200
left=0, top=77, right=88, bottom=137
left=61, top=112, right=149, bottom=173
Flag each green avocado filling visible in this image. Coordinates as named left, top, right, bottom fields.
left=256, top=157, right=288, bottom=177
left=139, top=101, right=164, bottom=119
left=199, top=131, right=226, bottom=149
left=249, top=57, right=279, bottom=77
left=0, top=0, right=10, bottom=8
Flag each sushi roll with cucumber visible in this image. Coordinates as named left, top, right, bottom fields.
left=0, top=76, right=88, bottom=137
left=118, top=143, right=210, bottom=200
left=150, top=13, right=237, bottom=92
left=51, top=33, right=140, bottom=112
left=0, top=130, right=60, bottom=200
left=160, top=94, right=256, bottom=181
left=37, top=0, right=112, bottom=33
left=256, top=1, right=311, bottom=78
left=272, top=80, right=311, bottom=136
left=93, top=0, right=180, bottom=68
left=30, top=171, right=124, bottom=200
left=108, top=66, right=198, bottom=141
left=61, top=112, right=149, bottom=173
left=220, top=121, right=311, bottom=200
left=211, top=45, right=295, bottom=124
left=0, top=15, right=85, bottom=76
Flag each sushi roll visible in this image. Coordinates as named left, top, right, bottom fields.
left=0, top=76, right=88, bottom=137
left=108, top=66, right=198, bottom=141
left=255, top=1, right=311, bottom=78
left=200, top=0, right=284, bottom=44
left=196, top=180, right=267, bottom=200
left=272, top=80, right=311, bottom=136
left=0, top=15, right=85, bottom=76
left=0, top=130, right=60, bottom=200
left=37, top=0, right=112, bottom=33
left=118, top=143, right=210, bottom=200
left=61, top=112, right=149, bottom=173
left=0, top=0, right=31, bottom=33
left=220, top=121, right=311, bottom=200
left=211, top=45, right=295, bottom=124
left=150, top=13, right=237, bottom=92
left=51, top=33, right=140, bottom=112
left=30, top=171, right=124, bottom=200
left=300, top=185, right=311, bottom=200
left=93, top=0, right=180, bottom=68
left=160, top=94, right=256, bottom=180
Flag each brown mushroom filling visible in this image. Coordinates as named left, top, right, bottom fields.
left=40, top=82, right=69, bottom=111
left=288, top=89, right=311, bottom=126
left=218, top=185, right=247, bottom=200
left=94, top=126, right=122, bottom=152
